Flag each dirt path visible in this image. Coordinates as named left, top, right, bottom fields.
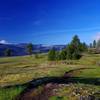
left=16, top=83, right=60, bottom=100
left=16, top=68, right=96, bottom=100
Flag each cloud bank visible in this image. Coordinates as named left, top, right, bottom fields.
left=0, top=40, right=9, bottom=44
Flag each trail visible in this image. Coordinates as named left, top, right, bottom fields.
left=16, top=67, right=99, bottom=100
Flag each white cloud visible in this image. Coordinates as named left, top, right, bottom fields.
left=94, top=32, right=100, bottom=41
left=0, top=40, right=9, bottom=44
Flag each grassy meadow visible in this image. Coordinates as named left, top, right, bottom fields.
left=0, top=53, right=100, bottom=100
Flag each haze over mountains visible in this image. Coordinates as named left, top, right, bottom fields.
left=0, top=43, right=66, bottom=57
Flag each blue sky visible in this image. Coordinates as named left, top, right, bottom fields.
left=0, top=0, right=100, bottom=44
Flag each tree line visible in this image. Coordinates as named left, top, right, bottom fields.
left=48, top=35, right=88, bottom=61
left=48, top=35, right=100, bottom=61
left=4, top=43, right=33, bottom=57
left=89, top=40, right=100, bottom=49
left=3, top=35, right=100, bottom=58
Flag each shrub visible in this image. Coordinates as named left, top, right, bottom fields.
left=4, top=48, right=12, bottom=56
left=48, top=49, right=57, bottom=61
left=26, top=43, right=33, bottom=55
left=59, top=49, right=67, bottom=60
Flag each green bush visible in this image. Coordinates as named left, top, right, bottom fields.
left=59, top=49, right=67, bottom=60
left=48, top=49, right=57, bottom=61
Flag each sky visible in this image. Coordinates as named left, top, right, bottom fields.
left=0, top=0, right=100, bottom=45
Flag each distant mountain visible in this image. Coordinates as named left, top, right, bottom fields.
left=0, top=43, right=66, bottom=57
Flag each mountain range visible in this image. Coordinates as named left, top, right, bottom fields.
left=0, top=43, right=66, bottom=57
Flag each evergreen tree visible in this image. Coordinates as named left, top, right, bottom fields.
left=55, top=51, right=60, bottom=60
left=66, top=44, right=73, bottom=59
left=68, top=35, right=81, bottom=59
left=80, top=42, right=88, bottom=51
left=26, top=43, right=33, bottom=55
left=93, top=40, right=96, bottom=48
left=71, top=35, right=80, bottom=45
left=72, top=50, right=81, bottom=60
left=71, top=35, right=83, bottom=52
left=59, top=49, right=67, bottom=60
left=4, top=48, right=12, bottom=56
left=48, top=49, right=56, bottom=61
left=48, top=35, right=86, bottom=61
left=66, top=48, right=72, bottom=59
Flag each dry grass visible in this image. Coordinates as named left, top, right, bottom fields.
left=0, top=54, right=100, bottom=100
left=0, top=54, right=100, bottom=87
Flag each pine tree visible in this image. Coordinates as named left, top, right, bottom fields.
left=72, top=50, right=81, bottom=60
left=26, top=43, right=33, bottom=56
left=71, top=35, right=81, bottom=48
left=48, top=49, right=56, bottom=61
left=80, top=42, right=88, bottom=51
left=93, top=40, right=96, bottom=48
left=48, top=35, right=86, bottom=61
left=66, top=35, right=83, bottom=60
left=4, top=48, right=12, bottom=56
left=66, top=44, right=72, bottom=59
left=59, top=49, right=67, bottom=60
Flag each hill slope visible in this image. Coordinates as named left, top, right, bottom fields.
left=0, top=43, right=66, bottom=56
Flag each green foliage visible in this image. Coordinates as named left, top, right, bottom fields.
left=4, top=48, right=12, bottom=56
left=72, top=51, right=81, bottom=60
left=48, top=49, right=57, bottom=61
left=0, top=86, right=25, bottom=100
left=71, top=35, right=81, bottom=47
left=55, top=51, right=60, bottom=60
left=66, top=35, right=84, bottom=60
left=66, top=45, right=81, bottom=60
left=26, top=43, right=33, bottom=55
left=66, top=45, right=72, bottom=59
left=50, top=96, right=67, bottom=100
left=48, top=35, right=88, bottom=61
left=80, top=42, right=88, bottom=52
left=59, top=49, right=67, bottom=60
